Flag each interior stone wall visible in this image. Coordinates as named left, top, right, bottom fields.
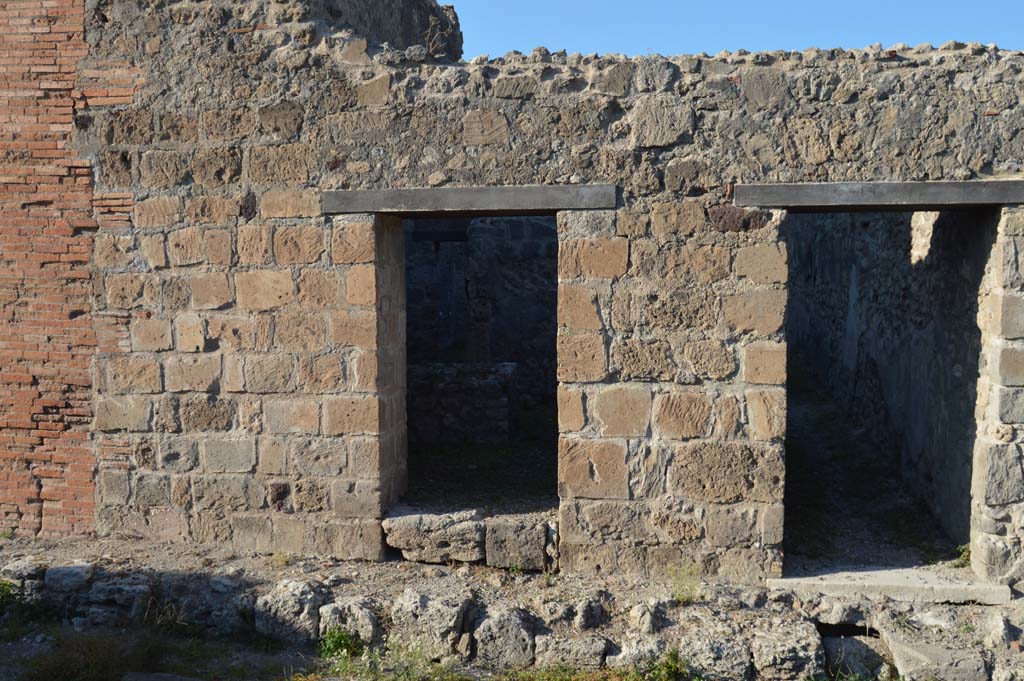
left=784, top=210, right=1000, bottom=544
left=0, top=0, right=1017, bottom=584
left=405, top=216, right=557, bottom=444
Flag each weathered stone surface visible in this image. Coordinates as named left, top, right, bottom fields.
left=534, top=633, right=608, bottom=669
left=993, top=345, right=1024, bottom=387
left=235, top=270, right=294, bottom=310
left=323, top=395, right=379, bottom=436
left=318, top=599, right=381, bottom=647
left=735, top=244, right=788, bottom=284
left=653, top=392, right=712, bottom=440
left=592, top=385, right=651, bottom=436
left=743, top=342, right=787, bottom=384
left=557, top=334, right=606, bottom=382
left=140, top=150, right=189, bottom=188
left=558, top=438, right=628, bottom=499
left=683, top=340, right=735, bottom=380
left=650, top=202, right=705, bottom=239
left=557, top=386, right=585, bottom=432
left=473, top=607, right=535, bottom=670
left=346, top=265, right=377, bottom=305
left=746, top=389, right=786, bottom=441
left=724, top=290, right=787, bottom=335
left=558, top=284, right=602, bottom=330
left=560, top=239, right=629, bottom=279
left=613, top=338, right=676, bottom=380
left=258, top=101, right=304, bottom=140
left=669, top=442, right=783, bottom=503
left=484, top=517, right=547, bottom=571
left=974, top=442, right=1024, bottom=506
left=44, top=561, right=94, bottom=591
left=382, top=509, right=485, bottom=563
left=254, top=580, right=322, bottom=644
left=463, top=110, right=508, bottom=145
left=192, top=147, right=241, bottom=187
left=259, top=189, right=320, bottom=218
left=629, top=95, right=695, bottom=147
left=390, top=588, right=472, bottom=660
left=882, top=632, right=987, bottom=681
left=250, top=144, right=309, bottom=184
left=165, top=355, right=220, bottom=393
left=749, top=620, right=826, bottom=681
left=331, top=220, right=375, bottom=264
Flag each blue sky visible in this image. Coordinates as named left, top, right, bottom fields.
left=450, top=0, right=1024, bottom=59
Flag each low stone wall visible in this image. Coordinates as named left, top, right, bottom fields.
left=408, top=363, right=517, bottom=443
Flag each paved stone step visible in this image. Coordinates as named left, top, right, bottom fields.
left=768, top=567, right=1012, bottom=605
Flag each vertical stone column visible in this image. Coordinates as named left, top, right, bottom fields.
left=372, top=215, right=408, bottom=508
left=973, top=205, right=1024, bottom=584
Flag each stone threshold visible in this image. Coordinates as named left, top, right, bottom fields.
left=381, top=507, right=557, bottom=571
left=768, top=567, right=1012, bottom=605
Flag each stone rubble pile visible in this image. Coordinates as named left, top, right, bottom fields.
left=3, top=555, right=1022, bottom=679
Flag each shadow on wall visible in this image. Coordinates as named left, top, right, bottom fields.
left=782, top=209, right=1000, bottom=563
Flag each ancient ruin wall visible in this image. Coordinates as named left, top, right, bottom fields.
left=71, top=4, right=1024, bottom=582
left=785, top=210, right=1000, bottom=544
left=2, top=0, right=1024, bottom=583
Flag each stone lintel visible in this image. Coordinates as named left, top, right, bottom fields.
left=322, top=184, right=617, bottom=216
left=735, top=180, right=1024, bottom=211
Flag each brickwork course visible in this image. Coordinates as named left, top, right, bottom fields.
left=2, top=0, right=1024, bottom=586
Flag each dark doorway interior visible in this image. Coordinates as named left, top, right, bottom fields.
left=402, top=216, right=558, bottom=514
left=781, top=209, right=998, bottom=575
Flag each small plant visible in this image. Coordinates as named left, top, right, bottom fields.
left=668, top=561, right=701, bottom=605
left=509, top=562, right=524, bottom=578
left=269, top=552, right=293, bottom=568
left=326, top=643, right=469, bottom=681
left=951, top=544, right=971, bottom=569
left=319, top=627, right=364, bottom=660
left=0, top=580, right=16, bottom=610
left=642, top=649, right=706, bottom=681
left=424, top=15, right=453, bottom=58
left=0, top=528, right=13, bottom=540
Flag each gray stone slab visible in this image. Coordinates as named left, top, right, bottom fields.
left=879, top=630, right=988, bottom=681
left=735, top=180, right=1024, bottom=211
left=767, top=568, right=1011, bottom=605
left=322, top=184, right=617, bottom=216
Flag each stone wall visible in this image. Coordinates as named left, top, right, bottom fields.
left=2, top=0, right=1024, bottom=584
left=974, top=206, right=1024, bottom=584
left=785, top=210, right=1000, bottom=544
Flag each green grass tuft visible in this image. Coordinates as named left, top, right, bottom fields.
left=319, top=627, right=364, bottom=660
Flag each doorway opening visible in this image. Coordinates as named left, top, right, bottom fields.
left=781, top=209, right=999, bottom=576
left=401, top=215, right=559, bottom=515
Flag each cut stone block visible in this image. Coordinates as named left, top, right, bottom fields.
left=484, top=516, right=548, bottom=571
left=382, top=508, right=484, bottom=563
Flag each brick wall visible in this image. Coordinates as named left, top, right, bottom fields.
left=0, top=0, right=96, bottom=536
